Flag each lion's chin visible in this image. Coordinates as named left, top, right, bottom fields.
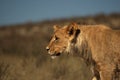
left=51, top=56, right=57, bottom=59
left=51, top=53, right=61, bottom=59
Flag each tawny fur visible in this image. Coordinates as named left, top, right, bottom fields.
left=46, top=24, right=120, bottom=80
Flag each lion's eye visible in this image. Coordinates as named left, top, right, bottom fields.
left=54, top=36, right=59, bottom=41
left=55, top=37, right=59, bottom=41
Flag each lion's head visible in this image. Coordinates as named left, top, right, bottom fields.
left=46, top=23, right=81, bottom=59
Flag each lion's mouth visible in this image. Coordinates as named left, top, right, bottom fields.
left=51, top=53, right=61, bottom=59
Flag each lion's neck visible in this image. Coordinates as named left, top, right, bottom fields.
left=74, top=34, right=94, bottom=65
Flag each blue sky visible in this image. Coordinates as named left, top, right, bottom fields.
left=0, top=0, right=120, bottom=26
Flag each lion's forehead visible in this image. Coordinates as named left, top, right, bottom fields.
left=54, top=29, right=67, bottom=36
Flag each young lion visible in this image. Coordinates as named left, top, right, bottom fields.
left=46, top=23, right=120, bottom=80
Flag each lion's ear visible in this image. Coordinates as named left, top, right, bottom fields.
left=67, top=23, right=78, bottom=35
left=53, top=25, right=60, bottom=31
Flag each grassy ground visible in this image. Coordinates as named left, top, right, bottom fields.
left=0, top=13, right=120, bottom=80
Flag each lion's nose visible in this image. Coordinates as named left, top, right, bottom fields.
left=46, top=47, right=50, bottom=51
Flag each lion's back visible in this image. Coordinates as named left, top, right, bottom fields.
left=80, top=25, right=120, bottom=65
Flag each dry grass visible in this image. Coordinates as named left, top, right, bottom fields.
left=0, top=13, right=120, bottom=80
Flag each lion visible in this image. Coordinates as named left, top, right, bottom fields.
left=46, top=23, right=120, bottom=80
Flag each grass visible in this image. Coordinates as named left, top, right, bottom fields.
left=0, top=13, right=120, bottom=80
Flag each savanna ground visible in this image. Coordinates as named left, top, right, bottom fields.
left=0, top=13, right=120, bottom=80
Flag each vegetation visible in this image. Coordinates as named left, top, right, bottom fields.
left=0, top=13, right=120, bottom=80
